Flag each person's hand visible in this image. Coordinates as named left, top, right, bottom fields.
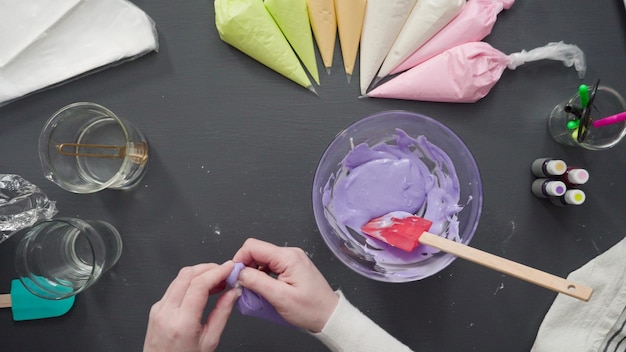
left=232, top=238, right=339, bottom=333
left=143, top=261, right=240, bottom=352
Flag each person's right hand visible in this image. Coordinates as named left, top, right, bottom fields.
left=232, top=238, right=339, bottom=333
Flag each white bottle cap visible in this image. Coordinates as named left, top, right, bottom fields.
left=545, top=181, right=567, bottom=196
left=566, top=169, right=589, bottom=185
left=545, top=160, right=567, bottom=175
left=563, top=189, right=586, bottom=205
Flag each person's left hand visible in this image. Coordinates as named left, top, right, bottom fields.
left=143, top=261, right=240, bottom=352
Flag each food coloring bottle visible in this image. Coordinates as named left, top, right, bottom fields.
left=562, top=167, right=589, bottom=187
left=550, top=189, right=586, bottom=206
left=531, top=158, right=567, bottom=177
left=531, top=179, right=567, bottom=198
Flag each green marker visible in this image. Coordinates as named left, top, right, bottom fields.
left=579, top=84, right=589, bottom=108
left=567, top=119, right=580, bottom=130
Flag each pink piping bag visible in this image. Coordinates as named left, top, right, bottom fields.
left=367, top=41, right=586, bottom=103
left=390, top=0, right=515, bottom=76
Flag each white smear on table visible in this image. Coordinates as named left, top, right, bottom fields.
left=591, top=239, right=600, bottom=254
left=501, top=220, right=516, bottom=253
left=493, top=282, right=504, bottom=295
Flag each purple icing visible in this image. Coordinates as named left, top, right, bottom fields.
left=226, top=262, right=244, bottom=287
left=227, top=263, right=294, bottom=328
left=322, top=129, right=464, bottom=271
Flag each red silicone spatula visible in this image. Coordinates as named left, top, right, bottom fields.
left=361, top=212, right=593, bottom=302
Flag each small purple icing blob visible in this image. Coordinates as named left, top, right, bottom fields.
left=226, top=262, right=244, bottom=287
left=323, top=129, right=464, bottom=269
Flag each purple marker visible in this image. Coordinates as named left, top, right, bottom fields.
left=226, top=263, right=294, bottom=328
left=531, top=178, right=566, bottom=198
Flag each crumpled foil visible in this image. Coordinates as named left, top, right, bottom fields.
left=0, top=174, right=58, bottom=243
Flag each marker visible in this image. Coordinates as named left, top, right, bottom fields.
left=550, top=189, right=586, bottom=206
left=571, top=127, right=587, bottom=142
left=564, top=103, right=581, bottom=130
left=566, top=119, right=580, bottom=130
left=531, top=158, right=567, bottom=177
left=579, top=84, right=589, bottom=108
left=577, top=80, right=600, bottom=143
left=564, top=104, right=583, bottom=118
left=531, top=179, right=567, bottom=198
left=562, top=167, right=589, bottom=187
left=592, top=111, right=626, bottom=128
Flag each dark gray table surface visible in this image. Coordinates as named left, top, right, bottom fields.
left=2, top=1, right=626, bottom=351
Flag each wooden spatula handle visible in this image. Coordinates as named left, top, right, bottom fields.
left=0, top=294, right=12, bottom=308
left=420, top=232, right=593, bottom=301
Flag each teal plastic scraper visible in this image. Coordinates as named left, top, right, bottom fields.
left=0, top=279, right=74, bottom=321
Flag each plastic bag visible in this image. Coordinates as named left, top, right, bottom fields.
left=508, top=41, right=586, bottom=78
left=367, top=41, right=586, bottom=103
left=0, top=0, right=159, bottom=107
left=0, top=0, right=81, bottom=67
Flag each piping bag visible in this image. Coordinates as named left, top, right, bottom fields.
left=359, top=0, right=418, bottom=95
left=335, top=0, right=367, bottom=82
left=215, top=0, right=316, bottom=94
left=367, top=41, right=586, bottom=103
left=361, top=211, right=593, bottom=302
left=306, top=0, right=337, bottom=75
left=376, top=0, right=465, bottom=80
left=226, top=262, right=294, bottom=328
left=264, top=0, right=320, bottom=84
left=389, top=0, right=515, bottom=76
left=0, top=279, right=74, bottom=321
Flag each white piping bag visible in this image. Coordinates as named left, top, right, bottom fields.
left=390, top=0, right=515, bottom=76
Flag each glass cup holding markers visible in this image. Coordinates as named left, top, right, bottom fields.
left=548, top=82, right=626, bottom=150
left=38, top=102, right=149, bottom=193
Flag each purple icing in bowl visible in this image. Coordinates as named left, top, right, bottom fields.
left=312, top=111, right=482, bottom=282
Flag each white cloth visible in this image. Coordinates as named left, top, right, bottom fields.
left=532, top=237, right=626, bottom=352
left=0, top=0, right=81, bottom=67
left=312, top=291, right=413, bottom=352
left=0, top=0, right=158, bottom=105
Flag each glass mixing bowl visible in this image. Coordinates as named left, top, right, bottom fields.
left=312, top=110, right=483, bottom=282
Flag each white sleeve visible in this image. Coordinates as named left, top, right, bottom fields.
left=311, top=290, right=413, bottom=352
